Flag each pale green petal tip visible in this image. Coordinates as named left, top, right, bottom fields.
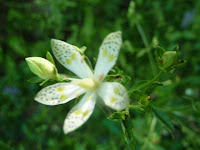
left=113, top=31, right=122, bottom=36
left=51, top=38, right=56, bottom=43
left=115, top=30, right=122, bottom=34
left=51, top=39, right=57, bottom=46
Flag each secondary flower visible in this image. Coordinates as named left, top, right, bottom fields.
left=35, top=31, right=129, bottom=134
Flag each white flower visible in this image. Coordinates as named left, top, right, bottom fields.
left=35, top=31, right=129, bottom=134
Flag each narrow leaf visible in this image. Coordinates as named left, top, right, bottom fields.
left=39, top=79, right=49, bottom=86
left=121, top=115, right=136, bottom=150
left=46, top=51, right=55, bottom=65
left=153, top=107, right=174, bottom=133
left=28, top=77, right=43, bottom=83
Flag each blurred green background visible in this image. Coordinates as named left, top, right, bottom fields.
left=1, top=0, right=200, bottom=149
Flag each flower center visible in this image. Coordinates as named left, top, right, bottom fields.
left=73, top=78, right=100, bottom=91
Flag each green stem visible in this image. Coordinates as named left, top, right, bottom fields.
left=137, top=69, right=166, bottom=90
left=129, top=69, right=166, bottom=93
left=136, top=23, right=157, bottom=76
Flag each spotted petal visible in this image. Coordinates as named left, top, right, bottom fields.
left=35, top=83, right=86, bottom=105
left=63, top=92, right=96, bottom=134
left=94, top=31, right=122, bottom=80
left=97, top=82, right=129, bottom=111
left=51, top=39, right=93, bottom=79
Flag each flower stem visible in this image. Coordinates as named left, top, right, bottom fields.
left=129, top=69, right=166, bottom=93
left=136, top=69, right=166, bottom=90
left=136, top=23, right=157, bottom=76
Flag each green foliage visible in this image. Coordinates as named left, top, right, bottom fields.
left=1, top=0, right=200, bottom=149
left=121, top=116, right=136, bottom=150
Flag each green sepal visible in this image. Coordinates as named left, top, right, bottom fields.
left=130, top=90, right=151, bottom=107
left=80, top=46, right=87, bottom=53
left=108, top=110, right=129, bottom=121
left=46, top=51, right=55, bottom=65
left=175, top=59, right=187, bottom=66
left=72, top=45, right=86, bottom=54
left=28, top=77, right=43, bottom=83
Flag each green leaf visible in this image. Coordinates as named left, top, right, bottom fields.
left=152, top=107, right=174, bottom=134
left=28, top=77, right=43, bottom=83
left=121, top=115, right=136, bottom=150
left=156, top=46, right=165, bottom=58
left=129, top=105, right=145, bottom=113
left=46, top=51, right=55, bottom=65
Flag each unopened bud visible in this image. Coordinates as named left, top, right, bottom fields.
left=139, top=95, right=150, bottom=106
left=161, top=51, right=177, bottom=70
left=25, top=57, right=58, bottom=80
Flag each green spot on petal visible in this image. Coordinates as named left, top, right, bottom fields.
left=74, top=109, right=82, bottom=115
left=66, top=58, right=72, bottom=65
left=60, top=94, right=67, bottom=100
left=103, top=49, right=108, bottom=57
left=114, top=87, right=119, bottom=94
left=71, top=53, right=77, bottom=60
left=83, top=110, right=90, bottom=117
left=108, top=55, right=115, bottom=62
left=110, top=97, right=116, bottom=104
left=57, top=87, right=65, bottom=92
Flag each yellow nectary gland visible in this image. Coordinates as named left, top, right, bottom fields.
left=74, top=78, right=100, bottom=90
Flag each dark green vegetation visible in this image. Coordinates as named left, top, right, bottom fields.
left=1, top=0, right=200, bottom=149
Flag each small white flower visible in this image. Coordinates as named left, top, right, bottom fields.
left=35, top=31, right=129, bottom=134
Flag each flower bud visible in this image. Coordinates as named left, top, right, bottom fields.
left=161, top=51, right=177, bottom=70
left=139, top=95, right=150, bottom=106
left=25, top=57, right=58, bottom=80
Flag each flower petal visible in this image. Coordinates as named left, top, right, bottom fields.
left=51, top=39, right=93, bottom=79
left=97, top=82, right=129, bottom=111
left=94, top=31, right=122, bottom=80
left=35, top=83, right=86, bottom=105
left=63, top=92, right=96, bottom=134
